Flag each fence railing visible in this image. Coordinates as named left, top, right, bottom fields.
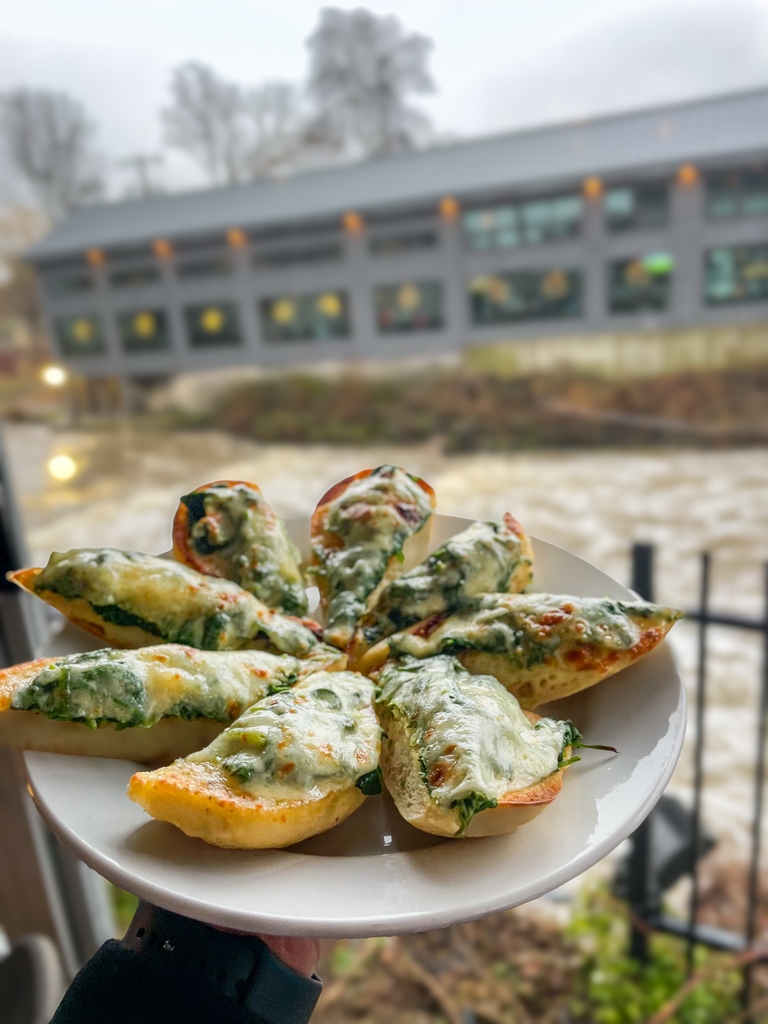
left=627, top=542, right=768, bottom=1021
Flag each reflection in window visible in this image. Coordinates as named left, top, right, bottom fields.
left=55, top=315, right=105, bottom=355
left=706, top=168, right=768, bottom=219
left=608, top=255, right=673, bottom=313
left=48, top=273, right=93, bottom=297
left=185, top=303, right=241, bottom=347
left=704, top=245, right=768, bottom=305
left=260, top=291, right=350, bottom=343
left=369, top=232, right=437, bottom=256
left=118, top=309, right=170, bottom=352
left=469, top=268, right=582, bottom=325
left=604, top=184, right=668, bottom=232
left=111, top=267, right=160, bottom=288
left=252, top=245, right=342, bottom=269
left=374, top=281, right=443, bottom=333
left=463, top=195, right=582, bottom=251
left=177, top=255, right=232, bottom=279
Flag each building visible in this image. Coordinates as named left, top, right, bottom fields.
left=27, top=88, right=768, bottom=383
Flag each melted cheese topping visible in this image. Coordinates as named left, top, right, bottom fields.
left=182, top=484, right=307, bottom=615
left=317, top=466, right=433, bottom=644
left=378, top=655, right=567, bottom=806
left=363, top=520, right=531, bottom=644
left=389, top=593, right=667, bottom=663
left=34, top=548, right=319, bottom=656
left=188, top=671, right=380, bottom=801
left=12, top=645, right=311, bottom=728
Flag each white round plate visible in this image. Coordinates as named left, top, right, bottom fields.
left=24, top=514, right=685, bottom=937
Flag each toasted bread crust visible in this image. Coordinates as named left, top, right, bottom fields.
left=172, top=479, right=267, bottom=579
left=1, top=711, right=223, bottom=765
left=361, top=607, right=678, bottom=708
left=347, top=512, right=535, bottom=669
left=0, top=653, right=224, bottom=764
left=8, top=567, right=165, bottom=648
left=378, top=702, right=569, bottom=838
left=310, top=468, right=436, bottom=623
left=128, top=759, right=367, bottom=848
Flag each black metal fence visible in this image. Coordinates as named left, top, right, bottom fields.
left=627, top=542, right=768, bottom=1020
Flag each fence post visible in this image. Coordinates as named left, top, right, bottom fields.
left=627, top=543, right=656, bottom=961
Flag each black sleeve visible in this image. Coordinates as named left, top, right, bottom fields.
left=50, top=902, right=322, bottom=1024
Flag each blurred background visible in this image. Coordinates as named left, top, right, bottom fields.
left=1, top=2, right=767, bottom=1021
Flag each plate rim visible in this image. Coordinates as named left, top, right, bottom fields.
left=23, top=518, right=686, bottom=936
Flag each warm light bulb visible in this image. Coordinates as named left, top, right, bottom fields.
left=48, top=454, right=77, bottom=482
left=41, top=365, right=67, bottom=387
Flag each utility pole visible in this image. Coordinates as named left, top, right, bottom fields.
left=118, top=154, right=163, bottom=197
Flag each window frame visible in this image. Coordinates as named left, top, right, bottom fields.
left=259, top=290, right=352, bottom=344
left=373, top=279, right=445, bottom=334
left=468, top=267, right=583, bottom=326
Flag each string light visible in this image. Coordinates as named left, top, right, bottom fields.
left=342, top=211, right=364, bottom=234
left=226, top=228, right=247, bottom=249
left=41, top=365, right=67, bottom=387
left=48, top=454, right=77, bottom=482
left=153, top=239, right=173, bottom=259
left=583, top=176, right=603, bottom=199
left=439, top=196, right=460, bottom=220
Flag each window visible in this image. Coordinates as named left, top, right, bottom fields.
left=374, top=281, right=444, bottom=333
left=463, top=194, right=582, bottom=251
left=468, top=268, right=582, bottom=325
left=252, top=245, right=342, bottom=270
left=704, top=245, right=768, bottom=305
left=706, top=167, right=768, bottom=219
left=118, top=309, right=170, bottom=352
left=55, top=315, right=105, bottom=355
left=177, top=255, right=232, bottom=279
left=48, top=273, right=93, bottom=297
left=111, top=267, right=160, bottom=288
left=260, top=291, right=350, bottom=343
left=608, top=255, right=673, bottom=313
left=185, top=303, right=241, bottom=347
left=369, top=232, right=437, bottom=256
left=604, top=184, right=668, bottom=232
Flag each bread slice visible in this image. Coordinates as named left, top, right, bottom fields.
left=375, top=656, right=574, bottom=838
left=128, top=670, right=381, bottom=848
left=347, top=513, right=533, bottom=667
left=361, top=592, right=682, bottom=709
left=8, top=549, right=328, bottom=659
left=172, top=479, right=308, bottom=616
left=0, top=645, right=344, bottom=765
left=310, top=466, right=436, bottom=650
left=128, top=759, right=367, bottom=848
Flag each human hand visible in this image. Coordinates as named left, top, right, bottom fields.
left=255, top=935, right=322, bottom=978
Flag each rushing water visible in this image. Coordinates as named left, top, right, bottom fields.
left=6, top=424, right=768, bottom=861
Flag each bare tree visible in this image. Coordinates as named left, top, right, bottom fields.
left=0, top=90, right=103, bottom=221
left=163, top=62, right=247, bottom=185
left=243, top=81, right=309, bottom=179
left=306, top=7, right=435, bottom=159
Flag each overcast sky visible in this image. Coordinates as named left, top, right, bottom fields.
left=2, top=0, right=768, bottom=197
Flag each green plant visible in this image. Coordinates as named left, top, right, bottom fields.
left=566, top=888, right=744, bottom=1023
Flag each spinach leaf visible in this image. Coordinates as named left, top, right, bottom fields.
left=558, top=720, right=618, bottom=767
left=222, top=753, right=257, bottom=784
left=91, top=603, right=165, bottom=638
left=355, top=767, right=383, bottom=796
left=451, top=791, right=498, bottom=837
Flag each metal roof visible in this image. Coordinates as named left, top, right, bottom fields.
left=29, top=87, right=768, bottom=264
